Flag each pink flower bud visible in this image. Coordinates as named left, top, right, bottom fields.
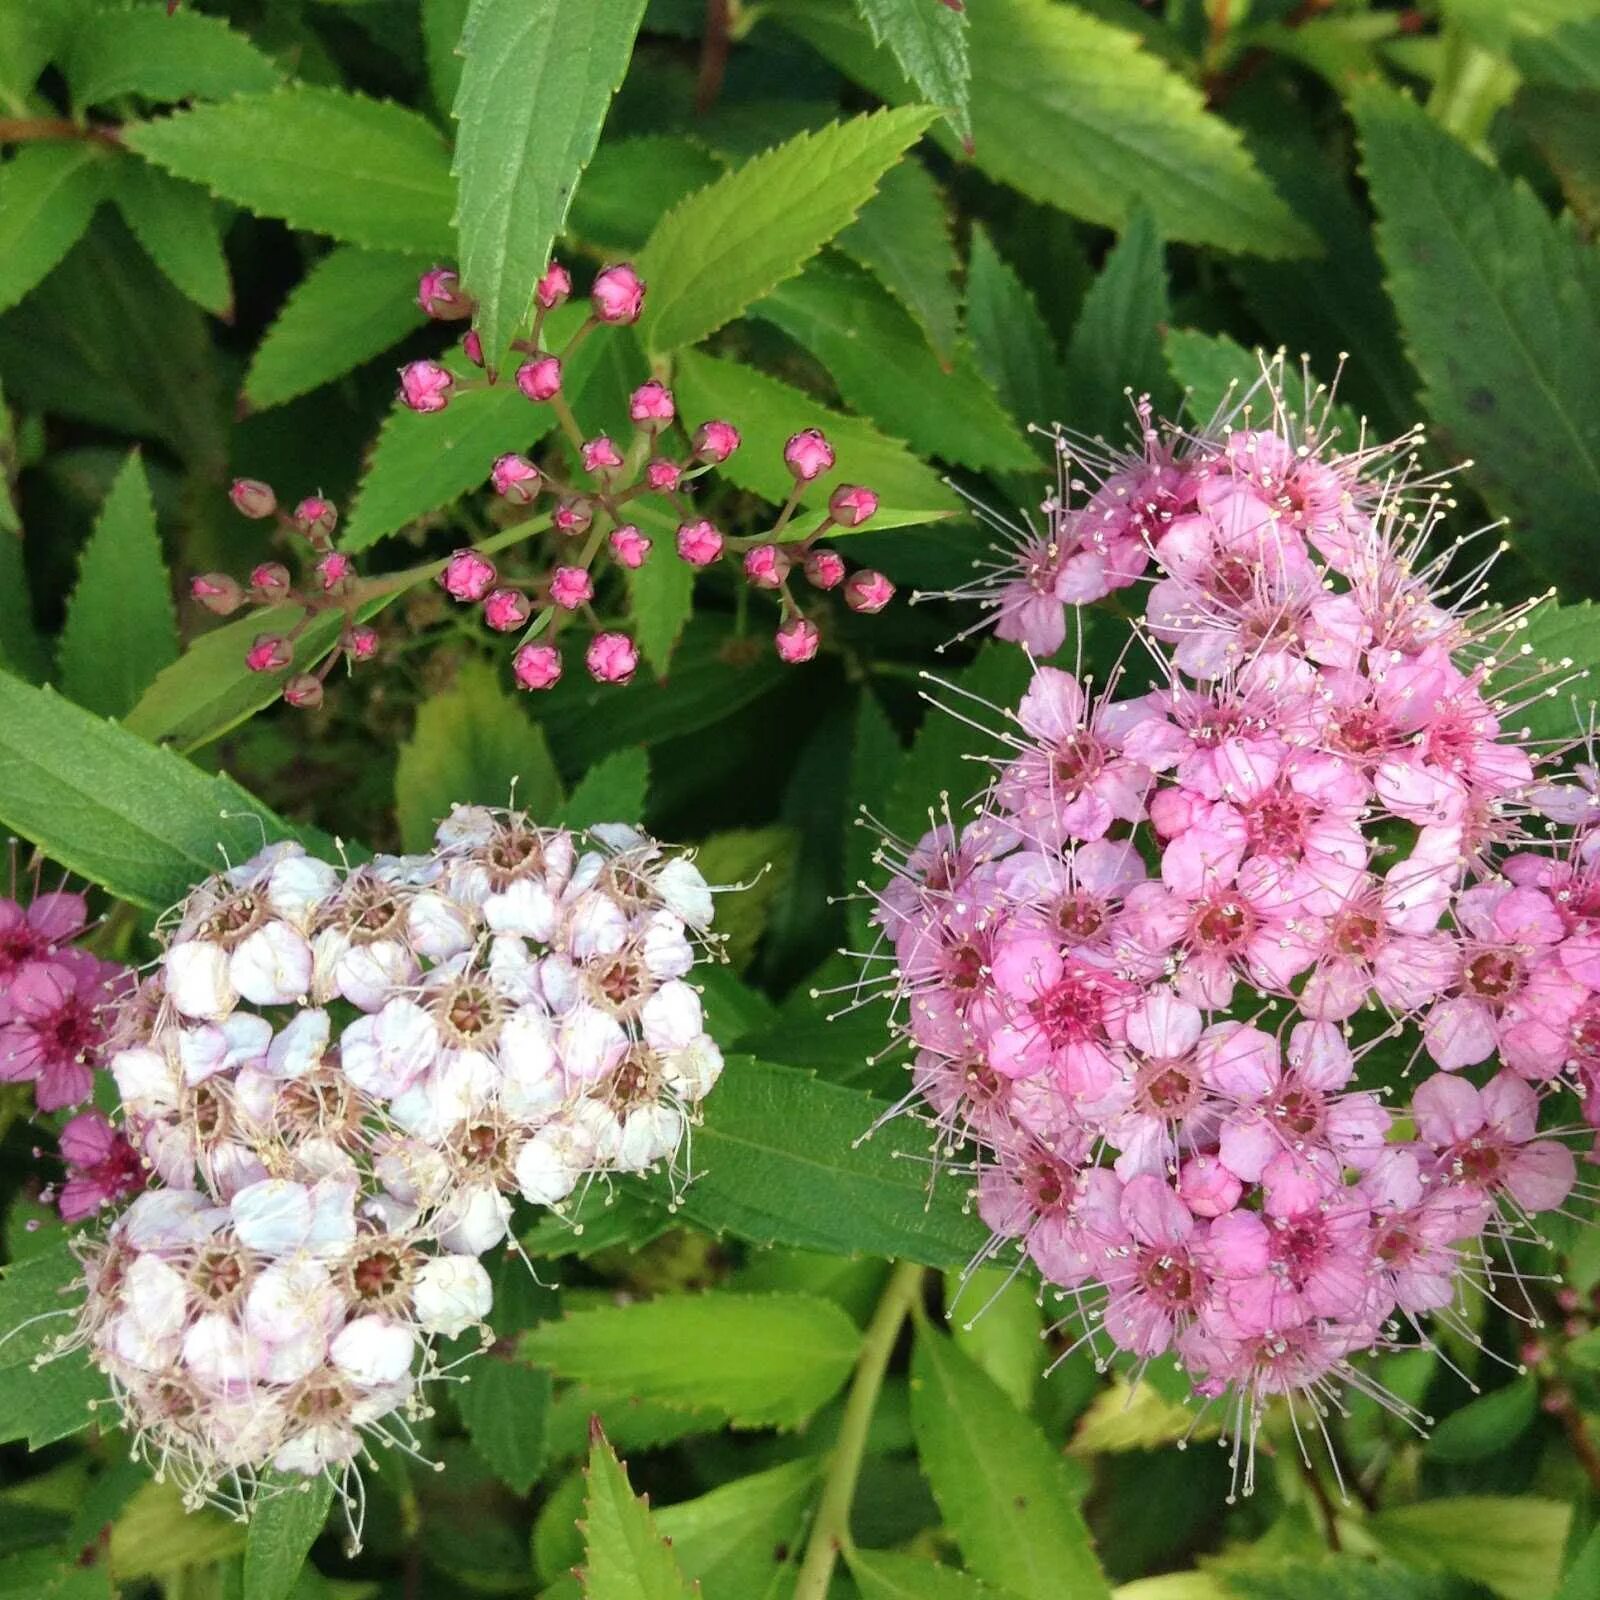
left=535, top=261, right=572, bottom=310
left=283, top=672, right=324, bottom=709
left=784, top=428, right=835, bottom=482
left=293, top=495, right=338, bottom=541
left=316, top=552, right=353, bottom=592
left=344, top=625, right=380, bottom=661
left=513, top=642, right=563, bottom=691
left=1178, top=1155, right=1242, bottom=1219
left=804, top=549, right=846, bottom=590
left=553, top=497, right=593, bottom=537
left=693, top=420, right=740, bottom=464
left=249, top=562, right=291, bottom=600
left=549, top=565, right=593, bottom=610
left=645, top=458, right=681, bottom=493
left=629, top=381, right=675, bottom=425
left=775, top=616, right=820, bottom=664
left=515, top=355, right=562, bottom=402
left=417, top=268, right=472, bottom=320
left=190, top=573, right=243, bottom=615
left=743, top=544, right=790, bottom=590
left=586, top=631, right=639, bottom=684
left=828, top=484, right=878, bottom=527
left=490, top=453, right=541, bottom=503
left=581, top=435, right=623, bottom=474
left=245, top=634, right=291, bottom=674
left=609, top=524, right=651, bottom=568
left=399, top=359, right=454, bottom=413
left=676, top=519, right=723, bottom=567
left=229, top=478, right=276, bottom=519
left=845, top=569, right=895, bottom=614
left=591, top=262, right=645, bottom=324
left=462, top=329, right=485, bottom=368
left=439, top=549, right=497, bottom=603
left=483, top=588, right=531, bottom=632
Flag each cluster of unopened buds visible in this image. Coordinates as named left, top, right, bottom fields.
left=868, top=373, right=1597, bottom=1494
left=35, top=807, right=727, bottom=1520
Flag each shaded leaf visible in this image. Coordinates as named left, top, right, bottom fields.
left=66, top=5, right=279, bottom=107
left=653, top=1459, right=818, bottom=1600
left=241, top=1476, right=333, bottom=1600
left=1367, top=1497, right=1570, bottom=1600
left=560, top=748, right=650, bottom=830
left=965, top=223, right=1066, bottom=441
left=1424, top=1375, right=1539, bottom=1464
left=848, top=1548, right=1019, bottom=1600
left=113, top=159, right=231, bottom=318
left=0, top=144, right=109, bottom=317
left=624, top=538, right=695, bottom=678
left=568, top=135, right=724, bottom=254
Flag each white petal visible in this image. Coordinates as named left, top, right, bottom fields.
left=435, top=1183, right=510, bottom=1255
left=557, top=1004, right=627, bottom=1085
left=654, top=858, right=713, bottom=929
left=230, top=1178, right=312, bottom=1255
left=408, top=892, right=476, bottom=959
left=641, top=980, right=702, bottom=1052
left=331, top=1316, right=415, bottom=1386
left=484, top=877, right=558, bottom=942
left=164, top=940, right=237, bottom=1021
left=413, top=1256, right=493, bottom=1337
left=267, top=1008, right=330, bottom=1078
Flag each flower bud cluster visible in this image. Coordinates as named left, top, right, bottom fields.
left=871, top=377, right=1593, bottom=1494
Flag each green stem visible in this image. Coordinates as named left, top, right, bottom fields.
left=792, top=1260, right=925, bottom=1600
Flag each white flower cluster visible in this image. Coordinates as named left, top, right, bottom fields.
left=70, top=808, right=723, bottom=1513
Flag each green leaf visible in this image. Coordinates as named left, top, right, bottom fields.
left=624, top=536, right=695, bottom=678
left=636, top=106, right=936, bottom=354
left=673, top=348, right=960, bottom=520
left=458, top=1257, right=554, bottom=1495
left=778, top=0, right=1315, bottom=258
left=1517, top=86, right=1600, bottom=229
left=395, top=658, right=565, bottom=851
left=560, top=748, right=650, bottom=830
left=125, top=88, right=455, bottom=254
left=240, top=1476, right=333, bottom=1600
left=522, top=1291, right=862, bottom=1428
left=854, top=0, right=970, bottom=145
left=0, top=508, right=50, bottom=684
left=910, top=1320, right=1109, bottom=1600
left=653, top=1460, right=818, bottom=1600
left=1567, top=1324, right=1600, bottom=1368
left=1224, top=1558, right=1499, bottom=1599
left=569, top=136, right=725, bottom=255
left=1555, top=1523, right=1600, bottom=1600
left=113, top=159, right=231, bottom=318
left=754, top=254, right=1032, bottom=472
left=0, top=144, right=109, bottom=317
left=1165, top=331, right=1361, bottom=446
left=848, top=1549, right=1019, bottom=1600
left=1353, top=83, right=1600, bottom=598
left=56, top=451, right=177, bottom=719
left=0, top=1547, right=113, bottom=1600
left=1067, top=1376, right=1213, bottom=1455
left=581, top=1428, right=696, bottom=1600
left=1424, top=1375, right=1539, bottom=1463
left=1367, top=1497, right=1571, bottom=1600
left=65, top=5, right=279, bottom=108
left=1514, top=16, right=1600, bottom=87
left=836, top=157, right=960, bottom=363
left=693, top=825, right=798, bottom=972
left=0, top=1241, right=105, bottom=1450
left=1488, top=597, right=1600, bottom=743
left=108, top=1481, right=245, bottom=1583
left=965, top=224, right=1066, bottom=442
left=423, top=0, right=472, bottom=117
left=452, top=0, right=647, bottom=368
left=245, top=247, right=428, bottom=411
left=0, top=673, right=304, bottom=909
left=944, top=1265, right=1044, bottom=1414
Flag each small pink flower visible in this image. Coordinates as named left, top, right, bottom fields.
left=56, top=1110, right=145, bottom=1221
left=191, top=573, right=242, bottom=615
left=804, top=550, right=845, bottom=590
left=439, top=549, right=497, bottom=603
left=513, top=643, right=563, bottom=691
left=0, top=957, right=120, bottom=1110
left=536, top=261, right=572, bottom=310
left=693, top=420, right=740, bottom=463
left=463, top=329, right=485, bottom=367
left=417, top=268, right=472, bottom=320
left=344, top=624, right=379, bottom=661
left=315, top=552, right=353, bottom=592
left=610, top=525, right=651, bottom=568
left=229, top=478, right=276, bottom=519
left=586, top=632, right=639, bottom=684
left=676, top=519, right=724, bottom=567
left=483, top=588, right=531, bottom=632
left=591, top=263, right=645, bottom=324
left=775, top=616, right=819, bottom=663
left=399, top=359, right=453, bottom=413
left=0, top=890, right=88, bottom=997
left=516, top=355, right=562, bottom=402
left=294, top=496, right=338, bottom=541
left=490, top=452, right=541, bottom=503
left=283, top=672, right=324, bottom=709
left=553, top=497, right=593, bottom=536
left=845, top=569, right=895, bottom=613
left=784, top=428, right=834, bottom=482
left=249, top=562, right=291, bottom=600
left=744, top=544, right=790, bottom=590
left=245, top=634, right=291, bottom=674
left=828, top=484, right=878, bottom=527
left=629, top=381, right=675, bottom=425
left=645, top=458, right=681, bottom=492
left=549, top=566, right=593, bottom=610
left=581, top=435, right=623, bottom=474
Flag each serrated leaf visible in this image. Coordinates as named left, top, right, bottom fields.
left=0, top=1547, right=113, bottom=1600
left=423, top=0, right=472, bottom=116
left=113, top=158, right=231, bottom=317
left=0, top=144, right=109, bottom=317
left=636, top=106, right=936, bottom=354
left=778, top=0, right=1315, bottom=258
left=1353, top=84, right=1600, bottom=599
left=241, top=1476, right=333, bottom=1600
left=245, top=247, right=427, bottom=410
left=837, top=157, right=960, bottom=363
left=854, top=0, right=970, bottom=145
left=1367, top=1497, right=1570, bottom=1600
left=1514, top=16, right=1600, bottom=87
left=0, top=673, right=305, bottom=909
left=56, top=451, right=177, bottom=719
left=458, top=1257, right=554, bottom=1494
left=944, top=1265, right=1044, bottom=1414
left=1517, top=86, right=1600, bottom=228
left=560, top=748, right=650, bottom=830
left=754, top=254, right=1032, bottom=472
left=0, top=516, right=49, bottom=683
left=1225, top=1559, right=1500, bottom=1600
left=108, top=1481, right=245, bottom=1582
left=624, top=539, right=694, bottom=679
left=693, top=825, right=798, bottom=972
left=569, top=136, right=724, bottom=254
left=672, top=348, right=959, bottom=519
left=848, top=1549, right=1019, bottom=1600
left=910, top=1321, right=1109, bottom=1600
left=125, top=88, right=454, bottom=253
left=452, top=0, right=646, bottom=368
left=0, top=1242, right=105, bottom=1450
left=653, top=1459, right=818, bottom=1600
left=66, top=5, right=279, bottom=108
left=581, top=1428, right=697, bottom=1600
left=523, top=1292, right=862, bottom=1428
left=1424, top=1374, right=1539, bottom=1463
left=1066, top=1376, right=1215, bottom=1455
left=395, top=658, right=564, bottom=850
left=965, top=224, right=1066, bottom=442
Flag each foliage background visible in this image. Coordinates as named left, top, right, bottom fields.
left=2, top=0, right=1600, bottom=1596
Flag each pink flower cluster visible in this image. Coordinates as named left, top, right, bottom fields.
left=873, top=389, right=1592, bottom=1491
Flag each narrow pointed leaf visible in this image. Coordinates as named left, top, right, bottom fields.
left=854, top=0, right=971, bottom=144
left=581, top=1429, right=697, bottom=1600
left=0, top=144, right=109, bottom=316
left=241, top=1476, right=333, bottom=1600
left=113, top=160, right=232, bottom=318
